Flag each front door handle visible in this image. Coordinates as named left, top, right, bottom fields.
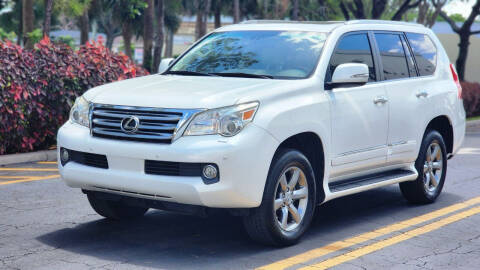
left=416, top=91, right=429, bottom=98
left=373, top=96, right=388, bottom=104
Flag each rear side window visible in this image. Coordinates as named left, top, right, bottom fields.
left=406, top=33, right=437, bottom=76
left=329, top=33, right=376, bottom=82
left=374, top=33, right=409, bottom=80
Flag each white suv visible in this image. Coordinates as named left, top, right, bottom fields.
left=58, top=20, right=466, bottom=246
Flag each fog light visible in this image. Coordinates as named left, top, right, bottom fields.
left=202, top=164, right=217, bottom=179
left=60, top=148, right=69, bottom=165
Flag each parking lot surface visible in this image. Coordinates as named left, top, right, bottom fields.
left=1, top=125, right=480, bottom=270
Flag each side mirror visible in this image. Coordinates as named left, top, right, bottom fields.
left=327, top=63, right=369, bottom=89
left=158, top=58, right=175, bottom=73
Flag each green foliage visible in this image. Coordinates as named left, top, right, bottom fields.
left=27, top=29, right=43, bottom=44
left=54, top=35, right=75, bottom=48
left=449, top=13, right=466, bottom=22
left=0, top=27, right=16, bottom=41
left=54, top=0, right=91, bottom=17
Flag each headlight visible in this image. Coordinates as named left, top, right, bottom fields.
left=69, top=96, right=90, bottom=127
left=184, top=102, right=259, bottom=137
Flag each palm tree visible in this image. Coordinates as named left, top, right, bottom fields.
left=153, top=0, right=164, bottom=72
left=143, top=0, right=154, bottom=71
left=43, top=0, right=54, bottom=36
left=22, top=0, right=34, bottom=49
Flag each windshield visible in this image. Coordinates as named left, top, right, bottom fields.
left=168, top=30, right=328, bottom=79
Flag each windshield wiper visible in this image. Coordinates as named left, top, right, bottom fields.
left=164, top=70, right=218, bottom=77
left=210, top=72, right=274, bottom=79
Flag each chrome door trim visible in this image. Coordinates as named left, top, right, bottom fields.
left=337, top=144, right=387, bottom=157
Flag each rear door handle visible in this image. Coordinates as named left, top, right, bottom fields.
left=373, top=96, right=388, bottom=104
left=416, top=91, right=429, bottom=98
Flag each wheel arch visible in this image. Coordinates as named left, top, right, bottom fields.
left=273, top=132, right=326, bottom=204
left=425, top=115, right=454, bottom=154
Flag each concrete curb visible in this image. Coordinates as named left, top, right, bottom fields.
left=0, top=150, right=57, bottom=166
left=467, top=119, right=480, bottom=129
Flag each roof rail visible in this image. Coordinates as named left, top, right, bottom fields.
left=240, top=19, right=424, bottom=28
left=241, top=20, right=345, bottom=25
left=346, top=20, right=424, bottom=27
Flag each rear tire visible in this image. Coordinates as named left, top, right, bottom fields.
left=87, top=193, right=148, bottom=220
left=400, top=130, right=447, bottom=204
left=243, top=149, right=317, bottom=246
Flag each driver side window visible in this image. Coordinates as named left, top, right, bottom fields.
left=328, top=33, right=376, bottom=82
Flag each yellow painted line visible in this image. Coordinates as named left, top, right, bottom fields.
left=0, top=176, right=29, bottom=179
left=256, top=196, right=480, bottom=270
left=0, top=168, right=58, bottom=171
left=0, top=174, right=60, bottom=185
left=37, top=161, right=57, bottom=164
left=300, top=206, right=480, bottom=269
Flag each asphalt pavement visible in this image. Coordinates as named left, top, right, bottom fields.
left=1, top=125, right=480, bottom=270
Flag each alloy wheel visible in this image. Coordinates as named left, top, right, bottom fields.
left=273, top=166, right=309, bottom=232
left=423, top=141, right=443, bottom=195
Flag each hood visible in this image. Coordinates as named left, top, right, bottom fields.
left=83, top=74, right=293, bottom=109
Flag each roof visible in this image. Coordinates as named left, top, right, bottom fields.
left=218, top=19, right=426, bottom=33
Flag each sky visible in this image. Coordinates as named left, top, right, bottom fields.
left=444, top=0, right=478, bottom=18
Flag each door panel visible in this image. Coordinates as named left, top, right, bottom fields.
left=327, top=32, right=389, bottom=177
left=372, top=32, right=430, bottom=164
left=329, top=84, right=389, bottom=171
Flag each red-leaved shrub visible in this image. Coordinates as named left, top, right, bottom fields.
left=461, top=81, right=480, bottom=118
left=0, top=37, right=148, bottom=154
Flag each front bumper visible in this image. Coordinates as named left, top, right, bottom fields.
left=57, top=122, right=279, bottom=208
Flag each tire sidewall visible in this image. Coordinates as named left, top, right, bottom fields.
left=263, top=149, right=317, bottom=244
left=415, top=130, right=448, bottom=201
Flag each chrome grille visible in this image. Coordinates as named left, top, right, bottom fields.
left=90, top=104, right=199, bottom=143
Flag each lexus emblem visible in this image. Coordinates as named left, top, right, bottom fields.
left=120, top=116, right=140, bottom=134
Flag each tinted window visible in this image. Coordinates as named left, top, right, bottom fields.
left=170, top=31, right=328, bottom=79
left=401, top=36, right=417, bottom=77
left=329, top=34, right=376, bottom=82
left=406, top=33, right=437, bottom=76
left=374, top=33, right=409, bottom=80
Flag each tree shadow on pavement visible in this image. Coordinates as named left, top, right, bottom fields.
left=36, top=187, right=463, bottom=269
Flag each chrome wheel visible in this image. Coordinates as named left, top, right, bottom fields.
left=273, top=166, right=309, bottom=232
left=423, top=141, right=443, bottom=194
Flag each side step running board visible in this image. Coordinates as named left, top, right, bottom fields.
left=329, top=169, right=417, bottom=193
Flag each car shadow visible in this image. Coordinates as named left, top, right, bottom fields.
left=36, top=186, right=463, bottom=269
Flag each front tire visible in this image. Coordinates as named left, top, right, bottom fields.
left=400, top=130, right=447, bottom=204
left=87, top=193, right=149, bottom=220
left=243, top=149, right=317, bottom=246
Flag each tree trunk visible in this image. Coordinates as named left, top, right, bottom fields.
left=17, top=1, right=23, bottom=45
left=106, top=33, right=115, bottom=50
left=392, top=0, right=421, bottom=21
left=122, top=22, right=133, bottom=59
left=214, top=0, right=221, bottom=28
left=233, top=0, right=240, bottom=23
left=165, top=28, right=174, bottom=58
left=153, top=0, right=165, bottom=73
left=339, top=1, right=350, bottom=20
left=22, top=0, right=34, bottom=49
left=263, top=0, right=269, bottom=19
left=456, top=34, right=470, bottom=81
left=195, top=0, right=203, bottom=40
left=79, top=10, right=89, bottom=45
left=43, top=0, right=54, bottom=37
left=371, top=0, right=387, bottom=19
left=292, top=0, right=299, bottom=20
left=346, top=0, right=365, bottom=19
left=143, top=0, right=154, bottom=72
left=417, top=0, right=428, bottom=25
left=201, top=0, right=211, bottom=37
